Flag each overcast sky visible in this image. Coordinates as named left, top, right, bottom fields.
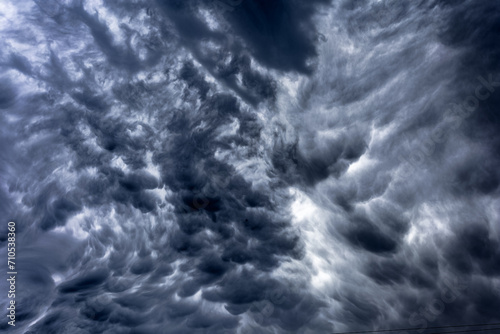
left=1, top=0, right=500, bottom=333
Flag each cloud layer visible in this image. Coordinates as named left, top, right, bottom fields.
left=0, top=0, right=499, bottom=333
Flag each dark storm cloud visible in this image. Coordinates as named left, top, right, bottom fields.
left=154, top=0, right=328, bottom=105
left=1, top=0, right=330, bottom=332
left=158, top=0, right=330, bottom=73
left=1, top=0, right=500, bottom=333
left=221, top=0, right=330, bottom=74
left=270, top=0, right=500, bottom=332
left=435, top=0, right=500, bottom=199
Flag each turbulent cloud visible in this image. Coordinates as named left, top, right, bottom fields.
left=0, top=0, right=499, bottom=333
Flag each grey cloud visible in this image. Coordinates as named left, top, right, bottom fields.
left=1, top=0, right=499, bottom=333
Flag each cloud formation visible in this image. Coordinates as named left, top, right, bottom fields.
left=0, top=0, right=499, bottom=333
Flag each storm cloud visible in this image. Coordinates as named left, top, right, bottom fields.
left=0, top=0, right=499, bottom=333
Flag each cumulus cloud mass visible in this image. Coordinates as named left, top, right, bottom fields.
left=1, top=0, right=500, bottom=333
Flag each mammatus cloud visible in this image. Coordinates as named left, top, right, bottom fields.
left=0, top=0, right=499, bottom=333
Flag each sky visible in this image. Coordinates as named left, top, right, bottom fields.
left=0, top=0, right=500, bottom=333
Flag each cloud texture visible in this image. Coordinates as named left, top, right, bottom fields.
left=0, top=0, right=499, bottom=333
